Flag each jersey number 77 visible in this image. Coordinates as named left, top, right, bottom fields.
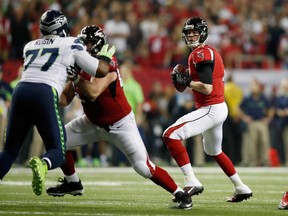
left=24, top=48, right=59, bottom=71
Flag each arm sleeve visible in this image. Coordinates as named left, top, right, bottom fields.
left=196, top=62, right=213, bottom=84
left=74, top=51, right=99, bottom=77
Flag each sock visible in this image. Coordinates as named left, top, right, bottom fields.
left=163, top=136, right=201, bottom=187
left=213, top=152, right=236, bottom=177
left=60, top=151, right=76, bottom=176
left=173, top=186, right=183, bottom=196
left=65, top=173, right=80, bottom=183
left=229, top=173, right=244, bottom=188
left=149, top=166, right=178, bottom=194
left=212, top=152, right=248, bottom=189
left=163, top=137, right=190, bottom=166
left=180, top=164, right=202, bottom=187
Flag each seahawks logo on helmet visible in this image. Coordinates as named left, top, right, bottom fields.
left=40, top=10, right=70, bottom=37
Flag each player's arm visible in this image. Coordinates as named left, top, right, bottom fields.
left=74, top=44, right=116, bottom=78
left=75, top=72, right=118, bottom=101
left=60, top=81, right=76, bottom=107
left=187, top=63, right=213, bottom=95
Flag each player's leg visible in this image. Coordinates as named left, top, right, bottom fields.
left=47, top=115, right=99, bottom=196
left=32, top=85, right=67, bottom=195
left=46, top=150, right=85, bottom=196
left=108, top=112, right=192, bottom=209
left=203, top=121, right=252, bottom=202
left=109, top=115, right=180, bottom=192
left=35, top=85, right=67, bottom=170
left=0, top=84, right=32, bottom=180
left=162, top=107, right=215, bottom=195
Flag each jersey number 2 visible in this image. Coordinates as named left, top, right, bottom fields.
left=24, top=48, right=59, bottom=71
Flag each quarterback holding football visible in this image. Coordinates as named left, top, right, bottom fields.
left=165, top=17, right=253, bottom=205
left=171, top=64, right=190, bottom=92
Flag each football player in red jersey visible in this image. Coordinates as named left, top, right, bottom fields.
left=46, top=25, right=192, bottom=209
left=163, top=17, right=252, bottom=203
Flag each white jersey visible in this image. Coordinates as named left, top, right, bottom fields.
left=21, top=35, right=99, bottom=96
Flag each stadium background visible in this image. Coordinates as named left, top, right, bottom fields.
left=0, top=0, right=288, bottom=167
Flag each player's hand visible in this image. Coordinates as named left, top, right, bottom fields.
left=67, top=65, right=80, bottom=83
left=171, top=68, right=192, bottom=86
left=97, top=44, right=116, bottom=64
left=171, top=66, right=179, bottom=83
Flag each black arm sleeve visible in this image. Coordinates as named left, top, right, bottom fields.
left=195, top=62, right=213, bottom=84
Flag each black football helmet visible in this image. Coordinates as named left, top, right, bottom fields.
left=40, top=10, right=69, bottom=37
left=77, top=25, right=107, bottom=56
left=182, top=17, right=208, bottom=48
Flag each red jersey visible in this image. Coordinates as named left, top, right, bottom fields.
left=188, top=45, right=225, bottom=108
left=75, top=57, right=132, bottom=127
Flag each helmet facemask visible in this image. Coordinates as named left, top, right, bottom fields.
left=182, top=31, right=202, bottom=48
left=182, top=17, right=208, bottom=49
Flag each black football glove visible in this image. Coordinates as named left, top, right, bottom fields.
left=171, top=69, right=192, bottom=86
left=67, top=65, right=80, bottom=83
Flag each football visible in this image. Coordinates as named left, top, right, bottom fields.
left=171, top=64, right=187, bottom=92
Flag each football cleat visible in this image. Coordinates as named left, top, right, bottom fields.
left=226, top=192, right=252, bottom=202
left=184, top=185, right=204, bottom=196
left=29, top=156, right=48, bottom=196
left=227, top=185, right=252, bottom=202
left=174, top=191, right=193, bottom=210
left=172, top=185, right=204, bottom=202
left=279, top=192, right=288, bottom=210
left=46, top=177, right=84, bottom=197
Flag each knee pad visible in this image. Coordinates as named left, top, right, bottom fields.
left=203, top=145, right=221, bottom=156
left=133, top=161, right=152, bottom=179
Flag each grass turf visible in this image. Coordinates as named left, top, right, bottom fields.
left=0, top=166, right=287, bottom=216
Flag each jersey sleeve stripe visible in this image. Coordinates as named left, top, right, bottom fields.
left=71, top=44, right=85, bottom=51
left=207, top=48, right=214, bottom=61
left=71, top=38, right=85, bottom=51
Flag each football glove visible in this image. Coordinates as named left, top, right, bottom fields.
left=67, top=65, right=80, bottom=84
left=97, top=44, right=116, bottom=64
left=171, top=69, right=192, bottom=86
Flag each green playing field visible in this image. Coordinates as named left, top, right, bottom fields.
left=0, top=166, right=287, bottom=216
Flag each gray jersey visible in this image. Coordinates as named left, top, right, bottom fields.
left=21, top=35, right=99, bottom=96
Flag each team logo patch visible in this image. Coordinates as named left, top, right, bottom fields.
left=197, top=51, right=204, bottom=59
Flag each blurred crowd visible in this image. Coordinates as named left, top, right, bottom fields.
left=1, top=0, right=288, bottom=68
left=0, top=0, right=288, bottom=167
